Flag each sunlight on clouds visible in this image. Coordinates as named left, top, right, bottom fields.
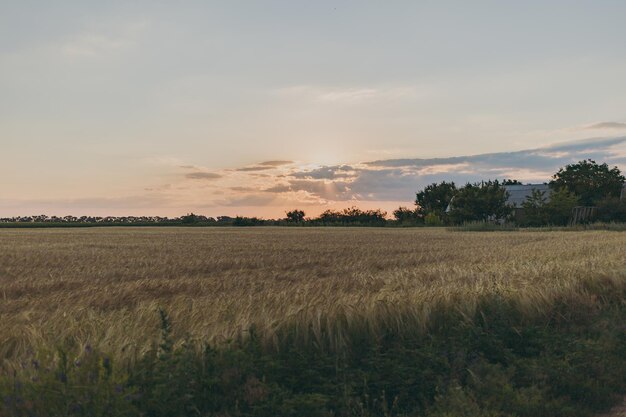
left=3, top=137, right=626, bottom=218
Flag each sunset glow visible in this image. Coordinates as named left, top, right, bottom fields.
left=2, top=2, right=626, bottom=218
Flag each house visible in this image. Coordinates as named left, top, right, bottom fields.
left=504, top=184, right=551, bottom=220
left=445, top=183, right=552, bottom=221
left=504, top=184, right=551, bottom=207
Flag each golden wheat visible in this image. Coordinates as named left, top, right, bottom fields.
left=1, top=227, right=625, bottom=367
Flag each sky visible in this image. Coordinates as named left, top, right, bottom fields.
left=2, top=1, right=626, bottom=218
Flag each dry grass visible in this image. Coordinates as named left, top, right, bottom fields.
left=1, top=227, right=625, bottom=367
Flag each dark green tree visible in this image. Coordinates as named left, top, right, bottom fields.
left=180, top=213, right=199, bottom=224
left=392, top=206, right=420, bottom=224
left=448, top=181, right=510, bottom=224
left=519, top=189, right=549, bottom=226
left=543, top=188, right=579, bottom=225
left=285, top=209, right=305, bottom=223
left=502, top=179, right=523, bottom=185
left=415, top=182, right=457, bottom=217
left=316, top=207, right=387, bottom=225
left=550, top=159, right=625, bottom=206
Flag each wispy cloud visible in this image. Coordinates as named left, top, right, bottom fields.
left=275, top=85, right=419, bottom=104
left=583, top=122, right=626, bottom=130
left=5, top=137, right=626, bottom=218
left=275, top=136, right=626, bottom=202
left=185, top=172, right=222, bottom=180
left=235, top=166, right=275, bottom=172
left=259, top=160, right=293, bottom=166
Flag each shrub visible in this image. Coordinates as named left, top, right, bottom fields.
left=424, top=212, right=444, bottom=226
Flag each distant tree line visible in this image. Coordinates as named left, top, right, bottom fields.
left=0, top=208, right=388, bottom=227
left=2, top=160, right=625, bottom=228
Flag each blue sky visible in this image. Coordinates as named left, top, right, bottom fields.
left=2, top=1, right=626, bottom=217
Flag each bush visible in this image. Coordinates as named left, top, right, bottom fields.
left=596, top=197, right=626, bottom=223
left=424, top=212, right=444, bottom=226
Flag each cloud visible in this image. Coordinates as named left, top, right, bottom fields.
left=275, top=85, right=419, bottom=104
left=271, top=136, right=626, bottom=203
left=264, top=180, right=350, bottom=200
left=185, top=172, right=222, bottom=180
left=583, top=122, right=626, bottom=130
left=6, top=136, right=626, bottom=218
left=220, top=194, right=277, bottom=207
left=366, top=137, right=626, bottom=170
left=235, top=166, right=274, bottom=172
left=290, top=165, right=356, bottom=180
left=259, top=160, right=293, bottom=166
left=230, top=186, right=257, bottom=192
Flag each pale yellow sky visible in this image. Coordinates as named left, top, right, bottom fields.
left=2, top=2, right=626, bottom=217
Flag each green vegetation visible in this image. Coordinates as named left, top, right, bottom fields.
left=446, top=180, right=510, bottom=224
left=550, top=159, right=625, bottom=206
left=3, top=290, right=625, bottom=416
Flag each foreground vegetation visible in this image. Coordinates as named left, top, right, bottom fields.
left=1, top=228, right=625, bottom=416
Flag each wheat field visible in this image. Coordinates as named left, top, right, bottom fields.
left=1, top=227, right=625, bottom=367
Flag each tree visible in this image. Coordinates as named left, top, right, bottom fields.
left=181, top=213, right=199, bottom=224
left=316, top=207, right=387, bottom=225
left=543, top=188, right=579, bottom=225
left=447, top=180, right=510, bottom=224
left=550, top=159, right=625, bottom=206
left=285, top=209, right=305, bottom=223
left=415, top=182, right=457, bottom=217
left=392, top=206, right=419, bottom=224
left=519, top=189, right=549, bottom=226
left=502, top=179, right=523, bottom=185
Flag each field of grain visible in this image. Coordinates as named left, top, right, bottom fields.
left=1, top=226, right=625, bottom=368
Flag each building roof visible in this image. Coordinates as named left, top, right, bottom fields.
left=504, top=184, right=551, bottom=207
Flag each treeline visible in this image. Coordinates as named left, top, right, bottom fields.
left=0, top=208, right=388, bottom=227
left=3, top=160, right=626, bottom=228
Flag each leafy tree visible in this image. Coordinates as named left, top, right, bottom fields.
left=392, top=206, right=420, bottom=224
left=415, top=182, right=457, bottom=217
left=181, top=213, right=199, bottom=224
left=285, top=209, right=305, bottom=223
left=317, top=207, right=387, bottom=225
left=519, top=189, right=549, bottom=226
left=502, top=179, right=523, bottom=185
left=448, top=181, right=510, bottom=224
left=233, top=216, right=265, bottom=226
left=543, top=188, right=579, bottom=225
left=550, top=159, right=625, bottom=206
